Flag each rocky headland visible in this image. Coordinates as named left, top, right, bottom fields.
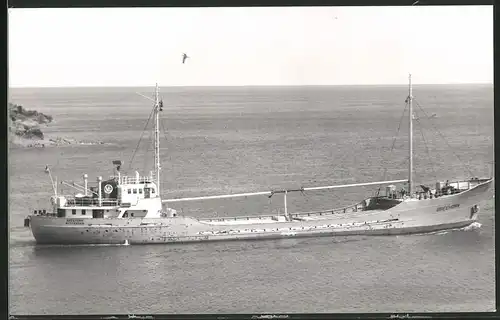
left=9, top=103, right=105, bottom=148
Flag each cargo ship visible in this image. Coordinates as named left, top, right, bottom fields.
left=24, top=75, right=493, bottom=245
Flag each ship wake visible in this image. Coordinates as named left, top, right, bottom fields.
left=415, top=222, right=483, bottom=236
left=461, top=222, right=482, bottom=231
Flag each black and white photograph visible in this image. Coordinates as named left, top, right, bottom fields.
left=8, top=5, right=494, bottom=315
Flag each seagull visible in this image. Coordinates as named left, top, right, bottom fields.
left=182, top=53, right=189, bottom=64
left=412, top=0, right=419, bottom=4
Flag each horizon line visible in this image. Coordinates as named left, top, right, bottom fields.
left=8, top=82, right=494, bottom=89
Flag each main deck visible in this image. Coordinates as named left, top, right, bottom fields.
left=197, top=178, right=489, bottom=226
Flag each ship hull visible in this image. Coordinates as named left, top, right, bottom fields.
left=28, top=179, right=493, bottom=245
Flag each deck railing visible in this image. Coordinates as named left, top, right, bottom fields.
left=109, top=175, right=155, bottom=185
left=200, top=201, right=369, bottom=223
left=64, top=197, right=120, bottom=207
left=415, top=178, right=484, bottom=199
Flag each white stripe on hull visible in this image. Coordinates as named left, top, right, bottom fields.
left=29, top=179, right=493, bottom=245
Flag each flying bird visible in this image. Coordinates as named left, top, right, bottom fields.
left=182, top=53, right=189, bottom=64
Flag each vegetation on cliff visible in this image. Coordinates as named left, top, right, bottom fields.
left=9, top=102, right=106, bottom=148
left=9, top=103, right=52, bottom=142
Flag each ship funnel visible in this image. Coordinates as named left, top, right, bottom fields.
left=135, top=171, right=140, bottom=183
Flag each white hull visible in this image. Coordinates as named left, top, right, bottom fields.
left=28, top=179, right=493, bottom=245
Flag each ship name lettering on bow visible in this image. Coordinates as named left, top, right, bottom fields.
left=66, top=219, right=85, bottom=225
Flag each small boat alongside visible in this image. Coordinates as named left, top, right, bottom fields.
left=24, top=75, right=494, bottom=245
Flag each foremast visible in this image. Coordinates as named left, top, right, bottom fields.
left=154, top=83, right=162, bottom=196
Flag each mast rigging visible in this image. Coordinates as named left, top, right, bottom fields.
left=154, top=83, right=161, bottom=196
left=408, top=73, right=414, bottom=195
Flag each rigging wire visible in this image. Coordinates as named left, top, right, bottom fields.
left=304, top=131, right=365, bottom=204
left=159, top=116, right=173, bottom=185
left=305, top=150, right=356, bottom=198
left=143, top=126, right=152, bottom=175
left=413, top=111, right=438, bottom=184
left=413, top=99, right=474, bottom=177
left=160, top=118, right=170, bottom=155
left=127, top=105, right=155, bottom=172
left=375, top=101, right=409, bottom=196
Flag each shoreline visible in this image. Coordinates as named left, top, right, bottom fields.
left=9, top=136, right=107, bottom=149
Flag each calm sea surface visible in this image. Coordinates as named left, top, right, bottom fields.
left=8, top=85, right=495, bottom=314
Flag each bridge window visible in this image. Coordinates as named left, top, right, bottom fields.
left=82, top=209, right=86, bottom=215
left=127, top=189, right=131, bottom=194
left=72, top=209, right=76, bottom=215
left=139, top=189, right=143, bottom=194
left=152, top=189, right=155, bottom=194
left=133, top=189, right=137, bottom=194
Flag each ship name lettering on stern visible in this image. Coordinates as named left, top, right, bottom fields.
left=66, top=218, right=85, bottom=225
left=436, top=204, right=460, bottom=212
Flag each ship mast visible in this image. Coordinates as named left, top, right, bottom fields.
left=154, top=83, right=161, bottom=195
left=408, top=74, right=413, bottom=196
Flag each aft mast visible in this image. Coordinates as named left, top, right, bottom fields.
left=408, top=74, right=413, bottom=196
left=154, top=83, right=162, bottom=195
